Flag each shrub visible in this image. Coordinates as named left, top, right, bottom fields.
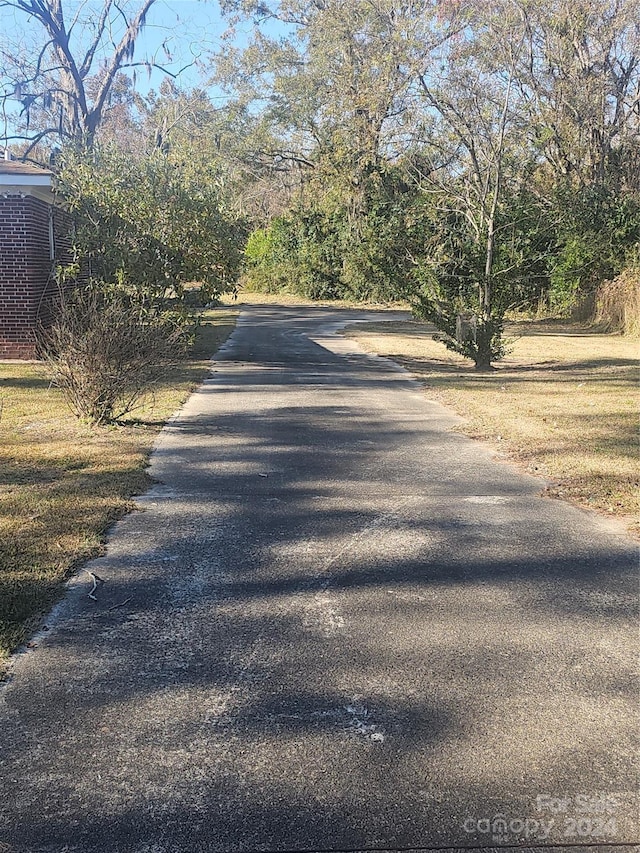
left=593, top=267, right=640, bottom=336
left=244, top=222, right=298, bottom=293
left=549, top=184, right=640, bottom=312
left=57, top=145, right=247, bottom=303
left=40, top=286, right=192, bottom=425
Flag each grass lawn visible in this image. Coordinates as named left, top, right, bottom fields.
left=0, top=308, right=237, bottom=673
left=344, top=319, right=639, bottom=537
left=220, top=288, right=405, bottom=310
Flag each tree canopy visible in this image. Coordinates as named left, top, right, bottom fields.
left=2, top=0, right=638, bottom=367
left=221, top=0, right=639, bottom=365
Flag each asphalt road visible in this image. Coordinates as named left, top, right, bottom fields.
left=1, top=304, right=638, bottom=853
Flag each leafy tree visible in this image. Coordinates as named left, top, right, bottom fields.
left=43, top=141, right=248, bottom=424
left=223, top=1, right=457, bottom=306
left=496, top=0, right=640, bottom=314
left=407, top=3, right=534, bottom=368
left=512, top=0, right=640, bottom=188
left=215, top=0, right=452, bottom=209
left=57, top=144, right=247, bottom=302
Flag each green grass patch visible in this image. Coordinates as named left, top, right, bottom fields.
left=0, top=308, right=237, bottom=672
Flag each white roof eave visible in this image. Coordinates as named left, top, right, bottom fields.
left=0, top=173, right=52, bottom=187
left=0, top=179, right=57, bottom=205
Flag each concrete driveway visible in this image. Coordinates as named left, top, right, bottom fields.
left=0, top=304, right=637, bottom=853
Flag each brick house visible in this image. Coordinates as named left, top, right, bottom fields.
left=0, top=160, right=74, bottom=359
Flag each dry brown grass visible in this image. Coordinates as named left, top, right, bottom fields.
left=344, top=319, right=639, bottom=536
left=0, top=309, right=237, bottom=671
left=220, top=288, right=405, bottom=310
left=593, top=267, right=640, bottom=337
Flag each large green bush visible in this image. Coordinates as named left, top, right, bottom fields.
left=407, top=187, right=558, bottom=368
left=44, top=144, right=247, bottom=424
left=243, top=166, right=430, bottom=303
left=549, top=184, right=640, bottom=311
left=57, top=145, right=247, bottom=303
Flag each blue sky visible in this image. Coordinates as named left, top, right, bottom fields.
left=0, top=0, right=265, bottom=128
left=0, top=0, right=298, bottom=145
left=0, top=0, right=234, bottom=81
left=129, top=0, right=240, bottom=93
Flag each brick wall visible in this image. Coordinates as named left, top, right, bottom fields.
left=0, top=194, right=74, bottom=359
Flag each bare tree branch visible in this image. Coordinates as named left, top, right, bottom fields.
left=0, top=0, right=164, bottom=148
left=89, top=0, right=156, bottom=139
left=79, top=0, right=114, bottom=77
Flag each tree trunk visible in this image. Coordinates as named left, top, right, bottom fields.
left=474, top=322, right=494, bottom=370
